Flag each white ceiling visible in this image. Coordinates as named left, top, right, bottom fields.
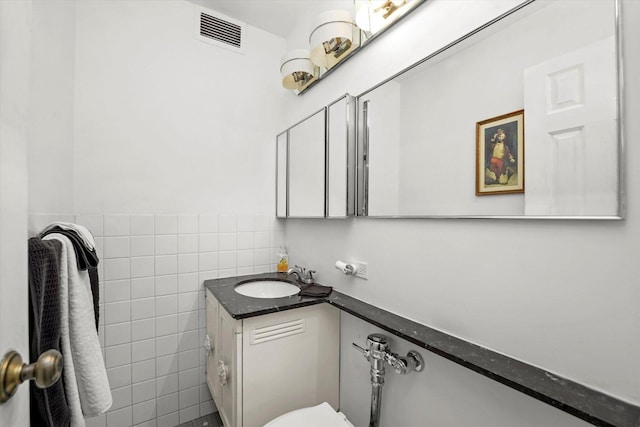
left=189, top=0, right=354, bottom=39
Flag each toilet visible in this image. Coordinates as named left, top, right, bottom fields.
left=263, top=402, right=355, bottom=427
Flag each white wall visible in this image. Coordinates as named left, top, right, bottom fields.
left=283, top=0, right=640, bottom=424
left=73, top=0, right=286, bottom=215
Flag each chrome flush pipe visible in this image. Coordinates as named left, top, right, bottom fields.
left=353, top=333, right=424, bottom=427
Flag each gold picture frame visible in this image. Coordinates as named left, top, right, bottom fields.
left=476, top=110, right=524, bottom=196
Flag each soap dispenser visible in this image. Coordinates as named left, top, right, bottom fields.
left=276, top=247, right=289, bottom=272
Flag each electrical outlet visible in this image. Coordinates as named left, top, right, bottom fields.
left=355, top=262, right=368, bottom=279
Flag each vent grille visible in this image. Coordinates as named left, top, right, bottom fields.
left=199, top=12, right=242, bottom=49
left=250, top=319, right=305, bottom=345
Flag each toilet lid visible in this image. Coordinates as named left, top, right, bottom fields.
left=264, top=402, right=354, bottom=427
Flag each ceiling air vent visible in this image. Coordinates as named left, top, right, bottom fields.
left=195, top=7, right=246, bottom=54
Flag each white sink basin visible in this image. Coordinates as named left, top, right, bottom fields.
left=234, top=280, right=300, bottom=299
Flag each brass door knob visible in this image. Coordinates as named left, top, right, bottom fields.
left=0, top=349, right=63, bottom=403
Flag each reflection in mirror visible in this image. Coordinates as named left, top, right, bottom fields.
left=276, top=132, right=288, bottom=218
left=288, top=109, right=326, bottom=217
left=327, top=95, right=356, bottom=217
left=358, top=0, right=622, bottom=218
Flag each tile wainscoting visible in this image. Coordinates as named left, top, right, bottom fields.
left=28, top=213, right=284, bottom=427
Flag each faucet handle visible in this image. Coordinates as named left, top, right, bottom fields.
left=307, top=270, right=316, bottom=279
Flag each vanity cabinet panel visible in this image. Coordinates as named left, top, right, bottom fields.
left=205, top=289, right=340, bottom=427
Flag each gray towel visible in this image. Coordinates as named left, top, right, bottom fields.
left=28, top=237, right=70, bottom=427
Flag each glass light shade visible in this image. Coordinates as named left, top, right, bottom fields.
left=355, top=0, right=410, bottom=34
left=280, top=49, right=315, bottom=90
left=309, top=10, right=357, bottom=69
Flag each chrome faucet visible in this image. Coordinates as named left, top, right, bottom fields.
left=287, top=265, right=316, bottom=285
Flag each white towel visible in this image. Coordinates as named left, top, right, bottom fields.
left=41, top=222, right=96, bottom=251
left=43, top=234, right=112, bottom=426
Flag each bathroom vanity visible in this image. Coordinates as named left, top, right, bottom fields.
left=205, top=278, right=340, bottom=427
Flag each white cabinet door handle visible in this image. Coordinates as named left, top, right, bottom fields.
left=217, top=361, right=228, bottom=386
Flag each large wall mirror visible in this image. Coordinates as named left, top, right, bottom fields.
left=357, top=0, right=623, bottom=219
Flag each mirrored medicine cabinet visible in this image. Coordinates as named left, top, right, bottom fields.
left=357, top=0, right=624, bottom=219
left=277, top=0, right=624, bottom=220
left=276, top=94, right=356, bottom=218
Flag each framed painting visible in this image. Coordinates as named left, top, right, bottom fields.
left=476, top=110, right=524, bottom=195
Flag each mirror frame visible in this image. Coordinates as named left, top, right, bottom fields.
left=355, top=0, right=625, bottom=220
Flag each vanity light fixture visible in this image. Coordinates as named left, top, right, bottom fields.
left=280, top=49, right=317, bottom=91
left=309, top=10, right=359, bottom=69
left=355, top=0, right=413, bottom=34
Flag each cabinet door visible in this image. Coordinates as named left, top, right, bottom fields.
left=205, top=291, right=220, bottom=401
left=219, top=308, right=242, bottom=427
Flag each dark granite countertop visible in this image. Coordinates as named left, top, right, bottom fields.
left=204, top=273, right=640, bottom=427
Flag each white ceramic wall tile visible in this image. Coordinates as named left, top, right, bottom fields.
left=155, top=255, right=177, bottom=276
left=104, top=236, right=130, bottom=259
left=154, top=215, right=177, bottom=235
left=131, top=236, right=154, bottom=257
left=131, top=318, right=156, bottom=342
left=131, top=215, right=155, bottom=236
left=178, top=311, right=198, bottom=333
left=75, top=214, right=104, bottom=237
left=253, top=215, right=269, bottom=232
left=47, top=214, right=75, bottom=224
left=107, top=365, right=132, bottom=389
left=237, top=232, right=253, bottom=250
left=199, top=384, right=211, bottom=404
left=178, top=330, right=198, bottom=352
left=104, top=258, right=130, bottom=281
left=156, top=295, right=177, bottom=316
left=218, top=251, right=236, bottom=269
left=237, top=266, right=254, bottom=276
left=272, top=231, right=285, bottom=247
left=131, top=256, right=154, bottom=279
left=104, top=215, right=131, bottom=237
left=218, top=215, right=236, bottom=233
left=198, top=310, right=206, bottom=329
left=133, top=399, right=156, bottom=425
left=131, top=277, right=155, bottom=300
left=198, top=271, right=218, bottom=284
left=178, top=215, right=198, bottom=234
left=237, top=250, right=254, bottom=268
left=105, top=322, right=131, bottom=347
left=105, top=343, right=131, bottom=368
left=95, top=237, right=105, bottom=261
left=104, top=280, right=131, bottom=303
left=254, top=232, right=270, bottom=249
left=200, top=400, right=216, bottom=416
left=131, top=298, right=155, bottom=321
left=198, top=234, right=218, bottom=252
left=198, top=215, right=218, bottom=233
left=178, top=368, right=199, bottom=391
left=179, top=386, right=200, bottom=410
left=132, top=379, right=156, bottom=405
left=178, top=235, right=198, bottom=254
left=178, top=349, right=199, bottom=372
left=180, top=405, right=200, bottom=424
left=111, top=385, right=132, bottom=410
left=178, top=273, right=199, bottom=293
left=86, top=414, right=106, bottom=427
left=154, top=235, right=177, bottom=255
left=255, top=265, right=272, bottom=274
left=178, top=293, right=198, bottom=314
left=133, top=420, right=156, bottom=427
left=157, top=412, right=179, bottom=427
left=177, top=254, right=198, bottom=274
left=218, top=233, right=236, bottom=251
left=106, top=406, right=132, bottom=427
left=27, top=214, right=48, bottom=236
left=132, top=359, right=156, bottom=383
left=155, top=275, right=177, bottom=296
left=254, top=248, right=270, bottom=266
left=105, top=301, right=131, bottom=325
left=156, top=314, right=178, bottom=337
left=156, top=334, right=178, bottom=357
left=218, top=268, right=237, bottom=278
left=156, top=357, right=179, bottom=379
left=198, top=252, right=218, bottom=271
left=237, top=214, right=254, bottom=232
left=132, top=339, right=156, bottom=363
left=198, top=291, right=206, bottom=310
left=156, top=393, right=179, bottom=417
